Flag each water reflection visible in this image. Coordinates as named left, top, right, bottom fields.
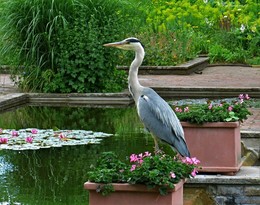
left=0, top=106, right=170, bottom=204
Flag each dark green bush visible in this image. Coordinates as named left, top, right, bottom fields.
left=1, top=0, right=143, bottom=92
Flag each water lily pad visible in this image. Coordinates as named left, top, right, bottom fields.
left=0, top=128, right=113, bottom=150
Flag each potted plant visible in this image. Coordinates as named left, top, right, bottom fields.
left=84, top=151, right=200, bottom=205
left=173, top=94, right=252, bottom=174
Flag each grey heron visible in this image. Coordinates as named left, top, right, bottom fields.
left=104, top=37, right=190, bottom=157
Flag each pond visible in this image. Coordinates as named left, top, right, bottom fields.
left=0, top=106, right=173, bottom=204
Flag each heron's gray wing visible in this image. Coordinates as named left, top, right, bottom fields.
left=137, top=89, right=190, bottom=157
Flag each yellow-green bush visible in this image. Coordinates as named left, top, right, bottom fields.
left=148, top=0, right=259, bottom=33
left=144, top=0, right=259, bottom=64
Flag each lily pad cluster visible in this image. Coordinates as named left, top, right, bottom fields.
left=0, top=128, right=113, bottom=150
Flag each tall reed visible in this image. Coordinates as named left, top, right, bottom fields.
left=1, top=0, right=142, bottom=92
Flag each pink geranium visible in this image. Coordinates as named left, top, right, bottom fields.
left=182, top=157, right=200, bottom=165
left=191, top=168, right=198, bottom=177
left=175, top=107, right=182, bottom=112
left=228, top=106, right=233, bottom=112
left=170, top=172, right=176, bottom=178
left=130, top=154, right=139, bottom=162
left=184, top=107, right=189, bottom=112
left=130, top=165, right=137, bottom=172
left=129, top=151, right=152, bottom=171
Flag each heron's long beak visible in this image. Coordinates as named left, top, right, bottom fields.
left=103, top=41, right=127, bottom=48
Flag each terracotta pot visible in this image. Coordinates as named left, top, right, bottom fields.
left=181, top=121, right=242, bottom=174
left=84, top=180, right=184, bottom=205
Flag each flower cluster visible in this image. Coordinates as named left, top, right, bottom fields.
left=182, top=157, right=200, bottom=177
left=88, top=151, right=200, bottom=196
left=0, top=129, right=38, bottom=144
left=174, top=94, right=252, bottom=124
left=129, top=151, right=151, bottom=171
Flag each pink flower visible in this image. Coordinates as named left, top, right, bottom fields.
left=11, top=130, right=19, bottom=137
left=182, top=157, right=193, bottom=165
left=25, top=136, right=33, bottom=143
left=138, top=159, right=144, bottom=164
left=208, top=104, right=213, bottom=110
left=175, top=107, right=182, bottom=112
left=244, top=94, right=250, bottom=100
left=31, top=129, right=38, bottom=134
left=130, top=154, right=139, bottom=162
left=238, top=93, right=250, bottom=100
left=191, top=157, right=200, bottom=165
left=144, top=151, right=151, bottom=157
left=228, top=106, right=233, bottom=112
left=191, top=168, right=198, bottom=177
left=240, top=99, right=244, bottom=104
left=130, top=165, right=136, bottom=172
left=182, top=157, right=200, bottom=165
left=219, top=103, right=223, bottom=107
left=238, top=94, right=244, bottom=99
left=59, top=133, right=65, bottom=139
left=184, top=107, right=189, bottom=112
left=0, top=138, right=8, bottom=144
left=170, top=172, right=176, bottom=178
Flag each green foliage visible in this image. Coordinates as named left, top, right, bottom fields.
left=209, top=44, right=248, bottom=63
left=139, top=30, right=198, bottom=66
left=87, top=151, right=198, bottom=196
left=43, top=5, right=128, bottom=93
left=1, top=0, right=73, bottom=69
left=145, top=0, right=260, bottom=64
left=174, top=94, right=252, bottom=124
left=1, top=0, right=145, bottom=92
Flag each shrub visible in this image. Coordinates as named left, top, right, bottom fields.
left=1, top=0, right=143, bottom=92
left=145, top=0, right=260, bottom=64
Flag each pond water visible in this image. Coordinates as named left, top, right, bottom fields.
left=0, top=106, right=172, bottom=204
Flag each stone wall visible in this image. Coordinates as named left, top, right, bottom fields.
left=186, top=167, right=260, bottom=205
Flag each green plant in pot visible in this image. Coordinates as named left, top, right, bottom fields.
left=171, top=94, right=252, bottom=174
left=86, top=151, right=199, bottom=196
left=173, top=94, right=252, bottom=124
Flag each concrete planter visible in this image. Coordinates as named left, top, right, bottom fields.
left=182, top=122, right=242, bottom=174
left=84, top=180, right=184, bottom=205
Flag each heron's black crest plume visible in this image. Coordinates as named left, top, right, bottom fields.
left=126, top=38, right=145, bottom=48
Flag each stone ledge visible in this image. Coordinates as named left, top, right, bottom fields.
left=0, top=93, right=28, bottom=112
left=28, top=92, right=134, bottom=107
left=187, top=166, right=260, bottom=185
left=241, top=130, right=260, bottom=138
left=117, top=57, right=209, bottom=75
left=151, top=87, right=260, bottom=99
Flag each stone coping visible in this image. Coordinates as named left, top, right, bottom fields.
left=117, top=57, right=209, bottom=75
left=187, top=166, right=260, bottom=185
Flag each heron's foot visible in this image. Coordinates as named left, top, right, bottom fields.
left=154, top=147, right=163, bottom=155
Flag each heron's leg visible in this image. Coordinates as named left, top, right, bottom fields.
left=152, top=136, right=161, bottom=154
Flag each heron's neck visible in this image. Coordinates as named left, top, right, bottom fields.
left=128, top=47, right=145, bottom=102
